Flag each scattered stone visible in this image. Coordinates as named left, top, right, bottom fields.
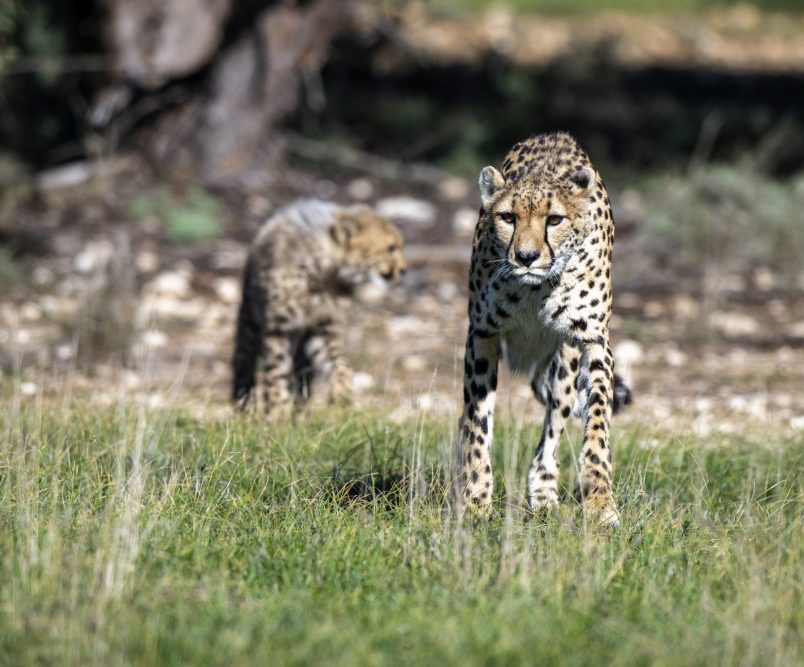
left=388, top=316, right=427, bottom=335
left=146, top=266, right=193, bottom=298
left=452, top=207, right=478, bottom=235
left=19, top=303, right=41, bottom=322
left=787, top=321, right=804, bottom=339
left=376, top=196, right=436, bottom=227
left=214, top=277, right=241, bottom=305
left=402, top=355, right=427, bottom=371
left=142, top=329, right=168, bottom=348
left=664, top=347, right=688, bottom=367
left=753, top=267, right=774, bottom=291
left=353, top=372, right=375, bottom=391
left=642, top=301, right=663, bottom=318
left=711, top=311, right=759, bottom=337
left=32, top=266, right=54, bottom=286
left=136, top=250, right=160, bottom=273
left=74, top=240, right=114, bottom=273
left=347, top=178, right=374, bottom=200
left=247, top=195, right=271, bottom=217
left=438, top=176, right=470, bottom=201
left=672, top=295, right=699, bottom=319
left=55, top=343, right=74, bottom=361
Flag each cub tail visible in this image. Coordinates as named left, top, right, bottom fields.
left=232, top=257, right=261, bottom=409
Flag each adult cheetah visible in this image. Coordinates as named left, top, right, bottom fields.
left=458, top=132, right=631, bottom=526
left=233, top=199, right=406, bottom=419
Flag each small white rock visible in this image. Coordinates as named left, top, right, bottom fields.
left=20, top=382, right=37, bottom=396
left=142, top=329, right=168, bottom=348
left=416, top=394, right=433, bottom=411
left=436, top=282, right=459, bottom=302
left=388, top=316, right=426, bottom=335
left=353, top=372, right=375, bottom=391
left=19, top=303, right=41, bottom=322
left=32, top=266, right=54, bottom=286
left=136, top=251, right=159, bottom=273
left=214, top=277, right=241, bottom=305
left=402, top=355, right=427, bottom=371
left=753, top=267, right=774, bottom=291
left=452, top=207, right=478, bottom=235
left=73, top=240, right=113, bottom=274
left=55, top=343, right=74, bottom=361
left=711, top=311, right=759, bottom=337
left=787, top=321, right=804, bottom=339
left=346, top=178, right=374, bottom=200
left=147, top=267, right=192, bottom=298
left=664, top=348, right=687, bottom=368
left=376, top=196, right=436, bottom=227
left=438, top=177, right=470, bottom=201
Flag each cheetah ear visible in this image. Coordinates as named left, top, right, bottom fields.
left=568, top=166, right=595, bottom=193
left=331, top=214, right=353, bottom=247
left=479, top=166, right=505, bottom=207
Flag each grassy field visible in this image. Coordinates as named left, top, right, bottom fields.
left=1, top=397, right=801, bottom=666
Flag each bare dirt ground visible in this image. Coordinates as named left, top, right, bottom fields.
left=2, top=158, right=803, bottom=445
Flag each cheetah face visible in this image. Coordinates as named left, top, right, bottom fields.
left=331, top=206, right=406, bottom=286
left=478, top=165, right=594, bottom=285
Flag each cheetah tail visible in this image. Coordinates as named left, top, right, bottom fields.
left=612, top=373, right=633, bottom=414
left=232, top=257, right=260, bottom=407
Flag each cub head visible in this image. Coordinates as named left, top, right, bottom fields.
left=479, top=163, right=597, bottom=285
left=331, top=205, right=406, bottom=284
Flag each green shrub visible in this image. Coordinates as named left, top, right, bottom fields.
left=129, top=186, right=222, bottom=244
left=639, top=165, right=804, bottom=282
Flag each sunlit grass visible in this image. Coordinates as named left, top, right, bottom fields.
left=0, top=397, right=801, bottom=666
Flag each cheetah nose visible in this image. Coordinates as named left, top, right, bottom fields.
left=515, top=250, right=540, bottom=267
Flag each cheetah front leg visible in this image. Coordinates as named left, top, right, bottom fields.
left=305, top=323, right=353, bottom=405
left=457, top=329, right=500, bottom=516
left=528, top=342, right=580, bottom=514
left=260, top=333, right=294, bottom=421
left=577, top=336, right=619, bottom=527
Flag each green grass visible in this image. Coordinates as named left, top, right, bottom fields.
left=0, top=399, right=801, bottom=666
left=129, top=186, right=222, bottom=244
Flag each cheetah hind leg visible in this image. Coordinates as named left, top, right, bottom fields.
left=528, top=343, right=580, bottom=516
left=259, top=334, right=295, bottom=421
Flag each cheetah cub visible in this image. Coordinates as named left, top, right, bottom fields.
left=233, top=199, right=406, bottom=418
left=458, top=132, right=631, bottom=526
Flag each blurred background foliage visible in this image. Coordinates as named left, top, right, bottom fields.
left=0, top=0, right=802, bottom=298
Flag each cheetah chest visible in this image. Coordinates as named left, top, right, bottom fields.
left=485, top=283, right=563, bottom=376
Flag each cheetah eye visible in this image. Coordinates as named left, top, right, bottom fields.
left=497, top=212, right=516, bottom=225
left=388, top=244, right=398, bottom=252
left=546, top=214, right=565, bottom=226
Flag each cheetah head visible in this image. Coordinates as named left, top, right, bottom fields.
left=331, top=205, right=406, bottom=285
left=478, top=164, right=596, bottom=285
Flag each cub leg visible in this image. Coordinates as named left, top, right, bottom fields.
left=457, top=329, right=500, bottom=516
left=260, top=334, right=294, bottom=421
left=306, top=323, right=352, bottom=404
left=528, top=342, right=580, bottom=513
left=577, top=336, right=619, bottom=526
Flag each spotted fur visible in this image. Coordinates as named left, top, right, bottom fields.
left=457, top=132, right=631, bottom=526
left=233, top=199, right=406, bottom=418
